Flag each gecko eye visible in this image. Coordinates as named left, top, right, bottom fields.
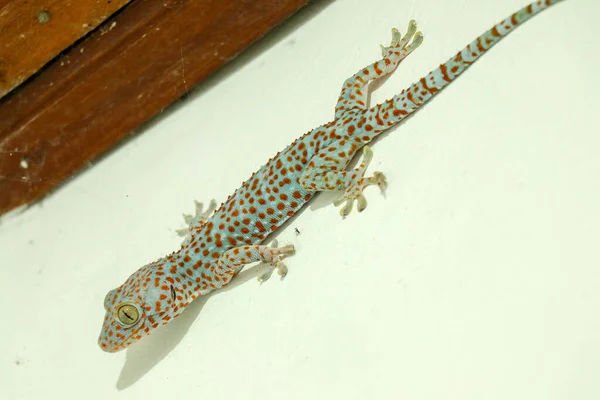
left=116, top=303, right=141, bottom=327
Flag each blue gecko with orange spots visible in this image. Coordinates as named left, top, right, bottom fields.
left=99, top=0, right=564, bottom=352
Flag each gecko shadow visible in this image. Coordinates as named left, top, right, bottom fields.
left=115, top=262, right=273, bottom=389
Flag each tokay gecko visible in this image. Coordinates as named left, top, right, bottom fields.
left=99, top=0, right=564, bottom=352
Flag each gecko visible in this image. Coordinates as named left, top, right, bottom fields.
left=99, top=0, right=564, bottom=352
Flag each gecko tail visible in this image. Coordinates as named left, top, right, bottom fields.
left=387, top=0, right=564, bottom=122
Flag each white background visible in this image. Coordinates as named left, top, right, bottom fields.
left=1, top=0, right=599, bottom=398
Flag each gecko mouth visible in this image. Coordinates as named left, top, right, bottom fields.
left=98, top=328, right=138, bottom=353
left=98, top=307, right=148, bottom=352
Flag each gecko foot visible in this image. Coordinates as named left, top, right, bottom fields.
left=380, top=19, right=423, bottom=60
left=257, top=241, right=296, bottom=283
left=176, top=199, right=218, bottom=237
left=333, top=146, right=387, bottom=217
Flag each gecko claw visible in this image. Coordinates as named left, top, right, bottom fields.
left=182, top=199, right=217, bottom=227
left=381, top=19, right=423, bottom=58
left=257, top=259, right=289, bottom=283
left=372, top=171, right=388, bottom=192
left=356, top=193, right=368, bottom=212
left=178, top=199, right=218, bottom=243
left=257, top=242, right=295, bottom=282
left=183, top=213, right=194, bottom=224
left=334, top=146, right=387, bottom=217
left=334, top=198, right=354, bottom=217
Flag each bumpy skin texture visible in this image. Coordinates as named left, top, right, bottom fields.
left=99, top=0, right=563, bottom=352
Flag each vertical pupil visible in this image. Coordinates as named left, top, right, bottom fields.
left=118, top=305, right=138, bottom=325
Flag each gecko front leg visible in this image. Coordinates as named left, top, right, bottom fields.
left=177, top=199, right=217, bottom=244
left=215, top=242, right=295, bottom=283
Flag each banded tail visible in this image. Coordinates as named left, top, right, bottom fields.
left=391, top=0, right=563, bottom=119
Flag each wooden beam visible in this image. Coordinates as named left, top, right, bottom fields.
left=0, top=0, right=133, bottom=98
left=0, top=0, right=309, bottom=216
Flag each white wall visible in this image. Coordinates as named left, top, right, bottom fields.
left=1, top=0, right=599, bottom=398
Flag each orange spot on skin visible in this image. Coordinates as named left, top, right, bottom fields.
left=374, top=64, right=382, bottom=75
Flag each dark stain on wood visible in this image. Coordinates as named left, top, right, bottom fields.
left=0, top=0, right=133, bottom=98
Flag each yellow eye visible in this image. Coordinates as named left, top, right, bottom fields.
left=116, top=303, right=141, bottom=327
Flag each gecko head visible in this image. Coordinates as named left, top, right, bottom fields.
left=98, top=260, right=178, bottom=353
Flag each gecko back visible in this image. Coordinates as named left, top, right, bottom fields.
left=99, top=0, right=565, bottom=352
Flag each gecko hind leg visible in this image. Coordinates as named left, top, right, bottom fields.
left=380, top=20, right=422, bottom=59
left=335, top=20, right=423, bottom=119
left=333, top=146, right=387, bottom=217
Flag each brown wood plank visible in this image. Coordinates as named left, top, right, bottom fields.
left=0, top=0, right=309, bottom=216
left=0, top=0, right=132, bottom=98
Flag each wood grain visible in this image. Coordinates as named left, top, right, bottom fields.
left=0, top=0, right=309, bottom=216
left=0, top=0, right=132, bottom=98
